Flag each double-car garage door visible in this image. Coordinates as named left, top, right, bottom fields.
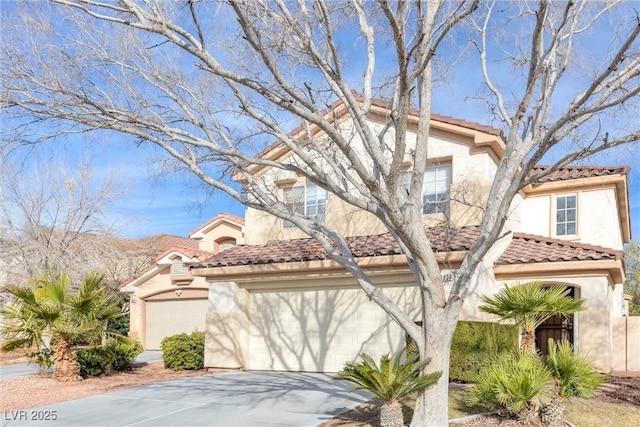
left=246, top=286, right=418, bottom=372
left=145, top=299, right=209, bottom=350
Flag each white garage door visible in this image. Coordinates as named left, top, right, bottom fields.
left=248, top=286, right=419, bottom=372
left=145, top=299, right=208, bottom=350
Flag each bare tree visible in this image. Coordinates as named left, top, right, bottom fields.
left=1, top=1, right=638, bottom=424
left=0, top=152, right=133, bottom=289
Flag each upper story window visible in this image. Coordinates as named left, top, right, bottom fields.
left=556, top=194, right=577, bottom=236
left=282, top=183, right=328, bottom=228
left=422, top=164, right=451, bottom=214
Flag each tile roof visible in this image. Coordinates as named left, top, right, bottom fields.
left=155, top=245, right=214, bottom=262
left=496, top=233, right=623, bottom=264
left=366, top=96, right=505, bottom=137
left=119, top=245, right=214, bottom=289
left=137, top=234, right=200, bottom=251
left=254, top=95, right=505, bottom=164
left=194, top=226, right=480, bottom=268
left=531, top=165, right=629, bottom=183
left=192, top=228, right=621, bottom=270
left=189, top=212, right=245, bottom=236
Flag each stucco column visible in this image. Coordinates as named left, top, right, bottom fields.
left=205, top=281, right=249, bottom=369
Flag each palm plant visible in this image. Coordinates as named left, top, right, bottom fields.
left=540, top=339, right=604, bottom=426
left=479, top=282, right=586, bottom=353
left=0, top=270, right=124, bottom=381
left=335, top=351, right=441, bottom=427
left=466, top=350, right=552, bottom=424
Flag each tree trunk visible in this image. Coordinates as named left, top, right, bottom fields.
left=410, top=306, right=459, bottom=427
left=380, top=399, right=404, bottom=427
left=522, top=327, right=536, bottom=353
left=52, top=337, right=80, bottom=382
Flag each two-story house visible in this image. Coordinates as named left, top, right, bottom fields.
left=188, top=99, right=636, bottom=373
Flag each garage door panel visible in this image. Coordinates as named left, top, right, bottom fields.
left=248, top=286, right=419, bottom=372
left=145, top=299, right=208, bottom=350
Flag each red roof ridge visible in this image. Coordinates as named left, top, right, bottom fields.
left=189, top=212, right=245, bottom=236
left=511, top=233, right=623, bottom=257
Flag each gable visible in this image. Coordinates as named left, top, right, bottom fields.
left=234, top=97, right=506, bottom=182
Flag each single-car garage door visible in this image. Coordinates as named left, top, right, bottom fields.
left=145, top=299, right=208, bottom=350
left=247, top=286, right=419, bottom=372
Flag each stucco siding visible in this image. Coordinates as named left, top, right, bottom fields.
left=579, top=189, right=623, bottom=249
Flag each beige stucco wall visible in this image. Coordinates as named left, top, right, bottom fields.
left=195, top=221, right=244, bottom=253
left=203, top=234, right=507, bottom=371
left=490, top=275, right=615, bottom=371
left=127, top=267, right=209, bottom=347
left=517, top=187, right=623, bottom=250
left=613, top=317, right=640, bottom=371
left=243, top=116, right=499, bottom=245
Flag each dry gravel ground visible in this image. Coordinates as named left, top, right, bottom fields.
left=2, top=358, right=638, bottom=426
left=322, top=375, right=640, bottom=427
left=0, top=361, right=211, bottom=412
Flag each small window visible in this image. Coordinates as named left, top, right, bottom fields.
left=171, top=258, right=185, bottom=276
left=217, top=238, right=236, bottom=252
left=282, top=183, right=328, bottom=228
left=556, top=194, right=577, bottom=236
left=423, top=165, right=451, bottom=214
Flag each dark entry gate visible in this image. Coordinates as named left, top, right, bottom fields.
left=535, top=286, right=575, bottom=355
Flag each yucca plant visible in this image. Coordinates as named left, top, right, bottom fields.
left=466, top=349, right=552, bottom=424
left=540, top=339, right=604, bottom=426
left=479, top=282, right=586, bottom=353
left=335, top=351, right=441, bottom=427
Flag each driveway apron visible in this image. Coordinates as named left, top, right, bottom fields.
left=1, top=371, right=371, bottom=426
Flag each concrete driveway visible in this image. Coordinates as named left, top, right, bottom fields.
left=0, top=351, right=163, bottom=379
left=2, top=371, right=371, bottom=426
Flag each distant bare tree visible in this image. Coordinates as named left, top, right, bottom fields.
left=0, top=154, right=131, bottom=289
left=1, top=1, right=638, bottom=424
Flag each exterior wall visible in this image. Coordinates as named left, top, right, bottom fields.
left=244, top=117, right=499, bottom=245
left=127, top=267, right=209, bottom=347
left=580, top=189, right=624, bottom=249
left=613, top=317, right=640, bottom=371
left=205, top=282, right=249, bottom=369
left=517, top=187, right=623, bottom=250
left=203, top=240, right=505, bottom=372
left=193, top=221, right=244, bottom=253
left=515, top=195, right=550, bottom=237
left=490, top=275, right=614, bottom=371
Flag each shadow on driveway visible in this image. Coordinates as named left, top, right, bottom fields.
left=3, top=371, right=371, bottom=426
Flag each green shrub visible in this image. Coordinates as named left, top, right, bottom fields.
left=75, top=339, right=142, bottom=377
left=406, top=321, right=518, bottom=383
left=111, top=339, right=143, bottom=371
left=466, top=350, right=551, bottom=416
left=29, top=348, right=54, bottom=375
left=76, top=346, right=117, bottom=378
left=450, top=321, right=518, bottom=383
left=161, top=331, right=204, bottom=371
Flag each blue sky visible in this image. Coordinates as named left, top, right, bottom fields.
left=4, top=2, right=639, bottom=242
left=13, top=95, right=637, bottom=242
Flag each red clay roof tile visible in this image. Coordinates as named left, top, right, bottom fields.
left=193, top=229, right=621, bottom=270
left=531, top=165, right=629, bottom=183
left=497, top=233, right=623, bottom=264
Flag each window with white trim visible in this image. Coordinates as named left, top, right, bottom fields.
left=422, top=164, right=451, bottom=214
left=282, top=183, right=328, bottom=228
left=555, top=194, right=577, bottom=236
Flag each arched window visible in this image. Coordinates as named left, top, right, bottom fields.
left=216, top=238, right=237, bottom=252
